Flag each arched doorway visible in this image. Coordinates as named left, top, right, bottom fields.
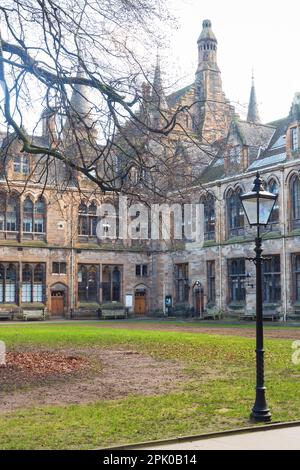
left=51, top=283, right=68, bottom=316
left=193, top=281, right=204, bottom=317
left=134, top=285, right=147, bottom=315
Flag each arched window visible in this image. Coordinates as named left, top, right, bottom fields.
left=78, top=202, right=97, bottom=237
left=78, top=203, right=88, bottom=235
left=291, top=175, right=300, bottom=229
left=0, top=192, right=19, bottom=233
left=0, top=263, right=17, bottom=304
left=267, top=179, right=279, bottom=227
left=77, top=264, right=99, bottom=302
left=200, top=193, right=215, bottom=241
left=227, top=188, right=244, bottom=238
left=23, top=197, right=34, bottom=232
left=7, top=194, right=19, bottom=232
left=22, top=263, right=45, bottom=303
left=34, top=197, right=45, bottom=233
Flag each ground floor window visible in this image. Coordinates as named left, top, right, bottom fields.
left=21, top=263, right=45, bottom=303
left=228, top=258, right=245, bottom=303
left=207, top=260, right=216, bottom=305
left=263, top=255, right=281, bottom=303
left=102, top=266, right=122, bottom=302
left=175, top=263, right=189, bottom=303
left=78, top=264, right=99, bottom=302
left=0, top=263, right=17, bottom=303
left=292, top=254, right=300, bottom=302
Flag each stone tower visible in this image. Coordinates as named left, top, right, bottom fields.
left=194, top=20, right=234, bottom=143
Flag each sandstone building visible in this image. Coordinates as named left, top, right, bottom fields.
left=1, top=20, right=300, bottom=321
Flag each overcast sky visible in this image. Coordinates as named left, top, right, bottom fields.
left=165, top=0, right=300, bottom=123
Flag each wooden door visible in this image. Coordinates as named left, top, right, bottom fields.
left=135, top=292, right=146, bottom=315
left=51, top=291, right=64, bottom=315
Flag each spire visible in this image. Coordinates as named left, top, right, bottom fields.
left=151, top=54, right=168, bottom=111
left=247, top=72, right=261, bottom=123
left=149, top=54, right=169, bottom=126
left=41, top=106, right=57, bottom=143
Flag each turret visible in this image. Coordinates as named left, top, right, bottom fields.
left=196, top=19, right=219, bottom=74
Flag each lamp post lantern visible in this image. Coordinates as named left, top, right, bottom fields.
left=240, top=172, right=278, bottom=423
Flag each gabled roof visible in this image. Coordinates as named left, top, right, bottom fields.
left=166, top=84, right=194, bottom=109
left=234, top=120, right=275, bottom=148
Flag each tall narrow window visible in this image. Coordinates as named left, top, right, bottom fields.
left=201, top=193, right=215, bottom=241
left=0, top=192, right=6, bottom=231
left=227, top=188, right=244, bottom=238
left=33, top=264, right=44, bottom=301
left=293, top=254, right=300, bottom=302
left=207, top=261, right=216, bottom=305
left=78, top=203, right=88, bottom=235
left=291, top=127, right=299, bottom=151
left=291, top=175, right=300, bottom=229
left=112, top=267, right=121, bottom=301
left=34, top=198, right=45, bottom=233
left=175, top=263, right=189, bottom=303
left=263, top=255, right=281, bottom=303
left=228, top=258, right=245, bottom=303
left=102, top=265, right=122, bottom=302
left=23, top=198, right=34, bottom=232
left=89, top=202, right=97, bottom=236
left=6, top=194, right=19, bottom=232
left=267, top=179, right=279, bottom=228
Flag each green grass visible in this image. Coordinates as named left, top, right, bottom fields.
left=0, top=323, right=300, bottom=449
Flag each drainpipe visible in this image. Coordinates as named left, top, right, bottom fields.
left=217, top=183, right=223, bottom=311
left=281, top=169, right=288, bottom=322
left=70, top=195, right=75, bottom=318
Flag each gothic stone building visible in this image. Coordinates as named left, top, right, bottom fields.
left=1, top=19, right=300, bottom=321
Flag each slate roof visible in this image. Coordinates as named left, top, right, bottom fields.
left=234, top=120, right=275, bottom=148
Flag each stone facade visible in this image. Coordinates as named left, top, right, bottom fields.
left=1, top=19, right=300, bottom=320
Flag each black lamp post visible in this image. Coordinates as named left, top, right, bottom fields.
left=240, top=172, right=278, bottom=423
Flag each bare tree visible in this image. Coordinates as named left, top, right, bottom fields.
left=0, top=0, right=212, bottom=200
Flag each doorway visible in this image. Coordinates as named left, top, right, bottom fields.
left=134, top=289, right=146, bottom=315
left=51, top=291, right=65, bottom=316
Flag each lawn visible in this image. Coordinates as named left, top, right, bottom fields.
left=0, top=322, right=299, bottom=449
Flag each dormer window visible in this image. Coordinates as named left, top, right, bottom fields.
left=291, top=127, right=299, bottom=151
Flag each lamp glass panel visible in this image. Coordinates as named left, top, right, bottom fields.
left=258, top=197, right=276, bottom=225
left=241, top=199, right=257, bottom=225
left=242, top=197, right=276, bottom=226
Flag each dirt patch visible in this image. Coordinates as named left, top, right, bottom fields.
left=0, top=348, right=188, bottom=413
left=4, top=352, right=87, bottom=375
left=92, top=322, right=300, bottom=340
